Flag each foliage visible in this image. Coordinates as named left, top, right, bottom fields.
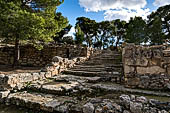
left=112, top=19, right=126, bottom=48
left=147, top=4, right=170, bottom=44
left=97, top=21, right=115, bottom=49
left=0, top=0, right=64, bottom=66
left=62, top=36, right=75, bottom=45
left=125, top=17, right=147, bottom=44
left=75, top=24, right=84, bottom=45
left=75, top=17, right=98, bottom=47
left=53, top=13, right=72, bottom=43
left=147, top=16, right=164, bottom=45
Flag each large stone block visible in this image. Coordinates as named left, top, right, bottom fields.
left=163, top=50, right=170, bottom=57
left=163, top=57, right=170, bottom=64
left=150, top=58, right=164, bottom=67
left=124, top=58, right=135, bottom=66
left=125, top=58, right=148, bottom=66
left=135, top=58, right=148, bottom=66
left=137, top=66, right=165, bottom=75
left=124, top=65, right=135, bottom=74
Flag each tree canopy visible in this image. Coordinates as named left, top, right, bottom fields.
left=0, top=0, right=65, bottom=66
left=75, top=17, right=98, bottom=47
left=125, top=17, right=147, bottom=44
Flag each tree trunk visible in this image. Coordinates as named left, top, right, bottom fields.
left=115, top=36, right=120, bottom=51
left=13, top=35, right=20, bottom=67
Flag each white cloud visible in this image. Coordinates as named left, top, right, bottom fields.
left=79, top=0, right=147, bottom=12
left=64, top=27, right=75, bottom=37
left=104, top=8, right=150, bottom=21
left=153, top=0, right=170, bottom=7
left=78, top=0, right=150, bottom=21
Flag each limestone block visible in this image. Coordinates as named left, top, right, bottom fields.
left=124, top=65, right=135, bottom=74
left=163, top=57, right=170, bottom=64
left=0, top=74, right=5, bottom=85
left=167, top=65, right=170, bottom=75
left=125, top=58, right=135, bottom=66
left=130, top=102, right=143, bottom=113
left=152, top=49, right=162, bottom=58
left=126, top=77, right=140, bottom=87
left=19, top=73, right=32, bottom=83
left=149, top=58, right=162, bottom=66
left=135, top=58, right=148, bottom=66
left=39, top=72, right=46, bottom=80
left=137, top=66, right=165, bottom=75
left=0, top=90, right=10, bottom=103
left=83, top=103, right=94, bottom=113
left=52, top=56, right=63, bottom=62
left=51, top=70, right=59, bottom=76
left=124, top=49, right=133, bottom=58
left=45, top=72, right=52, bottom=78
left=163, top=50, right=170, bottom=57
left=32, top=73, right=40, bottom=81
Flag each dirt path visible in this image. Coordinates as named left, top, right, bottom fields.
left=0, top=65, right=42, bottom=74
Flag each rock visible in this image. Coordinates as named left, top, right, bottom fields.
left=137, top=66, right=165, bottom=75
left=130, top=102, right=143, bottom=113
left=112, top=103, right=122, bottom=112
left=95, top=107, right=103, bottom=113
left=166, top=83, right=170, bottom=90
left=161, top=110, right=168, bottom=113
left=104, top=102, right=113, bottom=110
left=120, top=95, right=131, bottom=109
left=123, top=110, right=130, bottom=113
left=149, top=99, right=160, bottom=106
left=83, top=103, right=94, bottom=113
left=130, top=95, right=136, bottom=101
left=124, top=65, right=135, bottom=74
left=0, top=90, right=10, bottom=103
left=54, top=105, right=69, bottom=113
left=126, top=77, right=140, bottom=87
left=52, top=56, right=63, bottom=62
left=136, top=96, right=148, bottom=104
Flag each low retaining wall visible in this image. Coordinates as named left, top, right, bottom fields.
left=0, top=44, right=92, bottom=66
left=0, top=55, right=89, bottom=91
left=123, top=43, right=170, bottom=90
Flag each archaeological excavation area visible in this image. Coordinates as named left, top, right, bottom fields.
left=0, top=44, right=170, bottom=113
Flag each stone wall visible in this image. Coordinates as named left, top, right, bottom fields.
left=123, top=43, right=170, bottom=90
left=0, top=55, right=89, bottom=91
left=0, top=44, right=92, bottom=67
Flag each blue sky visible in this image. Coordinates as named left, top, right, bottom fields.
left=57, top=0, right=170, bottom=35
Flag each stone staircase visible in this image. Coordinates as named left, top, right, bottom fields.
left=63, top=49, right=123, bottom=82
left=2, top=49, right=170, bottom=113
left=1, top=49, right=124, bottom=113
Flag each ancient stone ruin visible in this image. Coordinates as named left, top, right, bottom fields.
left=0, top=44, right=170, bottom=113
left=0, top=44, right=92, bottom=66
left=123, top=43, right=170, bottom=90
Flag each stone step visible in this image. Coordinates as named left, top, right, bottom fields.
left=6, top=92, right=78, bottom=113
left=63, top=70, right=121, bottom=77
left=73, top=64, right=123, bottom=68
left=26, top=80, right=80, bottom=95
left=83, top=61, right=122, bottom=65
left=71, top=65, right=122, bottom=70
left=90, top=83, right=170, bottom=97
left=91, top=55, right=121, bottom=59
left=90, top=57, right=121, bottom=61
left=70, top=68, right=122, bottom=72
left=70, top=69, right=106, bottom=72
left=56, top=74, right=117, bottom=83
